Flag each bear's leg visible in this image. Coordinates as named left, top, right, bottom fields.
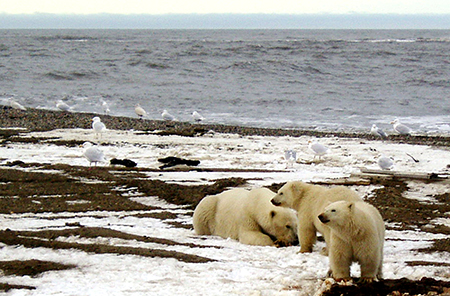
left=298, top=224, right=316, bottom=253
left=359, top=255, right=381, bottom=282
left=377, top=260, right=383, bottom=280
left=318, top=225, right=331, bottom=256
left=329, top=238, right=352, bottom=281
left=377, top=251, right=384, bottom=280
left=239, top=230, right=275, bottom=246
left=356, top=242, right=382, bottom=282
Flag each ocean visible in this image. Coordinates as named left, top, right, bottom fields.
left=1, top=29, right=450, bottom=134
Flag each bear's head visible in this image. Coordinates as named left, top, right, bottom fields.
left=271, top=181, right=306, bottom=208
left=266, top=208, right=298, bottom=246
left=318, top=200, right=353, bottom=228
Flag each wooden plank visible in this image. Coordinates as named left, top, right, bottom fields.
left=357, top=168, right=449, bottom=181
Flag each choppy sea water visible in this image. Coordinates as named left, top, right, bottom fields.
left=1, top=29, right=450, bottom=134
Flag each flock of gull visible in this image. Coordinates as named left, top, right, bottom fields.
left=5, top=97, right=411, bottom=170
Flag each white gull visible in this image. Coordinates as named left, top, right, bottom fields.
left=390, top=119, right=411, bottom=135
left=371, top=124, right=388, bottom=139
left=308, top=140, right=329, bottom=161
left=92, top=117, right=106, bottom=138
left=135, top=103, right=147, bottom=119
left=82, top=142, right=106, bottom=166
left=378, top=155, right=394, bottom=170
left=192, top=111, right=204, bottom=122
left=56, top=100, right=71, bottom=111
left=162, top=109, right=176, bottom=121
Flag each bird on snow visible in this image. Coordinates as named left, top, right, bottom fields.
left=82, top=142, right=106, bottom=166
left=192, top=111, right=204, bottom=122
left=135, top=103, right=147, bottom=119
left=284, top=150, right=297, bottom=168
left=56, top=100, right=71, bottom=111
left=308, top=140, right=329, bottom=161
left=9, top=98, right=26, bottom=111
left=371, top=124, right=388, bottom=139
left=92, top=117, right=106, bottom=138
left=390, top=119, right=411, bottom=135
left=162, top=109, right=176, bottom=121
left=377, top=155, right=394, bottom=170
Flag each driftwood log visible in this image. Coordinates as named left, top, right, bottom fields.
left=354, top=168, right=449, bottom=181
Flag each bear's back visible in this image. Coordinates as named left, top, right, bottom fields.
left=245, top=187, right=276, bottom=211
left=326, top=186, right=362, bottom=203
left=212, top=188, right=250, bottom=239
left=354, top=201, right=385, bottom=239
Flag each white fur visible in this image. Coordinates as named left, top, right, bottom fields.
left=193, top=187, right=298, bottom=247
left=271, top=181, right=362, bottom=253
left=318, top=200, right=385, bottom=281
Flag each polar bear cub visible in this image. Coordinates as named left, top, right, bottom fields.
left=271, top=181, right=362, bottom=253
left=193, top=187, right=298, bottom=247
left=318, top=200, right=385, bottom=282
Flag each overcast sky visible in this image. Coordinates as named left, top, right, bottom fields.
left=2, top=0, right=450, bottom=15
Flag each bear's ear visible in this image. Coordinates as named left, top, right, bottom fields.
left=270, top=211, right=276, bottom=218
left=291, top=182, right=303, bottom=194
left=348, top=202, right=354, bottom=210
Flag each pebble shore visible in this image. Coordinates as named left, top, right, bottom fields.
left=1, top=106, right=449, bottom=147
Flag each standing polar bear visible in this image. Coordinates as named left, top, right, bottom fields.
left=193, top=187, right=298, bottom=247
left=318, top=200, right=385, bottom=282
left=271, top=181, right=362, bottom=253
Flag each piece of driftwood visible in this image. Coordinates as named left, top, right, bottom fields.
left=311, top=177, right=372, bottom=186
left=356, top=168, right=449, bottom=181
left=158, top=156, right=200, bottom=169
left=110, top=158, right=137, bottom=168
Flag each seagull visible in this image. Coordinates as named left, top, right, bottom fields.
left=82, top=142, right=106, bottom=166
left=56, top=100, right=71, bottom=111
left=284, top=150, right=297, bottom=168
left=378, top=155, right=394, bottom=170
left=101, top=100, right=110, bottom=115
left=192, top=111, right=204, bottom=122
left=308, top=140, right=329, bottom=161
left=370, top=124, right=388, bottom=139
left=390, top=119, right=411, bottom=135
left=162, top=109, right=176, bottom=121
left=134, top=103, right=147, bottom=119
left=92, top=117, right=106, bottom=138
left=9, top=98, right=26, bottom=111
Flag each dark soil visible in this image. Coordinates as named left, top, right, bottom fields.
left=0, top=260, right=76, bottom=277
left=1, top=108, right=450, bottom=295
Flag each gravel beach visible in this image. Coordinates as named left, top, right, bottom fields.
left=1, top=106, right=450, bottom=295
left=2, top=107, right=450, bottom=147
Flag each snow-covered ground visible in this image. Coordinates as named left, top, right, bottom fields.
left=0, top=128, right=449, bottom=295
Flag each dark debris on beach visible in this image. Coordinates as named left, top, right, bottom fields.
left=1, top=107, right=450, bottom=295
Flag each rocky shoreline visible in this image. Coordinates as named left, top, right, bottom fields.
left=2, top=106, right=450, bottom=147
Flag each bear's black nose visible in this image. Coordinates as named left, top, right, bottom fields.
left=318, top=214, right=329, bottom=223
left=271, top=199, right=281, bottom=206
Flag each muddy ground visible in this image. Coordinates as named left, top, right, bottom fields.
left=1, top=107, right=450, bottom=295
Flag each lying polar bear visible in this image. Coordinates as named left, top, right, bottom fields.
left=193, top=187, right=298, bottom=247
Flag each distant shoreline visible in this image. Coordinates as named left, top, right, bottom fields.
left=1, top=13, right=449, bottom=30
left=1, top=107, right=450, bottom=147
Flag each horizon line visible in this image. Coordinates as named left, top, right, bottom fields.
left=1, top=13, right=449, bottom=29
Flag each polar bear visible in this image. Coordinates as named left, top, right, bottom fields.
left=193, top=187, right=298, bottom=247
left=318, top=200, right=385, bottom=282
left=271, top=181, right=362, bottom=253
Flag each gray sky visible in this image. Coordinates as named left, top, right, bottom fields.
left=1, top=0, right=450, bottom=14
